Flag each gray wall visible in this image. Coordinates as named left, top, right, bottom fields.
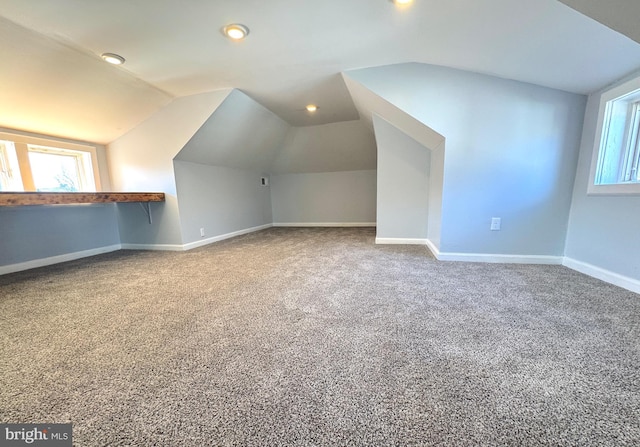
left=373, top=115, right=430, bottom=240
left=270, top=120, right=377, bottom=174
left=347, top=63, right=586, bottom=256
left=428, top=144, right=445, bottom=248
left=271, top=170, right=376, bottom=225
left=565, top=76, right=640, bottom=281
left=0, top=204, right=119, bottom=268
left=174, top=160, right=272, bottom=244
left=108, top=90, right=231, bottom=246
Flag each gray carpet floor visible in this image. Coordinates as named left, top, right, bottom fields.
left=0, top=227, right=639, bottom=446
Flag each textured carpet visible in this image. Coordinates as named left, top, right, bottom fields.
left=0, top=227, right=638, bottom=446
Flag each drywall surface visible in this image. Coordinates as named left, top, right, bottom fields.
left=175, top=90, right=290, bottom=172
left=565, top=78, right=640, bottom=281
left=346, top=63, right=586, bottom=255
left=428, top=143, right=445, bottom=248
left=270, top=120, right=377, bottom=174
left=0, top=16, right=172, bottom=145
left=271, top=170, right=376, bottom=225
left=108, top=89, right=231, bottom=246
left=373, top=115, right=430, bottom=240
left=0, top=204, right=119, bottom=267
left=174, top=160, right=272, bottom=244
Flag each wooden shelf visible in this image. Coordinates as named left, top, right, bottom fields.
left=0, top=192, right=165, bottom=207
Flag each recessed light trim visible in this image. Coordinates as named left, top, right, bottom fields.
left=223, top=24, right=250, bottom=40
left=101, top=53, right=125, bottom=65
left=306, top=104, right=318, bottom=112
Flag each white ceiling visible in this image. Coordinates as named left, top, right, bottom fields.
left=1, top=0, right=640, bottom=144
left=558, top=0, right=640, bottom=45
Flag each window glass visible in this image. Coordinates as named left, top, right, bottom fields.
left=0, top=133, right=99, bottom=192
left=589, top=76, right=640, bottom=195
left=29, top=150, right=82, bottom=192
left=0, top=140, right=24, bottom=192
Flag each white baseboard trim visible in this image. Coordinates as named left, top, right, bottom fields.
left=425, top=239, right=440, bottom=258
left=182, top=224, right=273, bottom=250
left=274, top=222, right=376, bottom=227
left=436, top=252, right=563, bottom=264
left=119, top=243, right=185, bottom=251
left=120, top=224, right=273, bottom=252
left=375, top=237, right=428, bottom=245
left=563, top=257, right=640, bottom=294
left=0, top=244, right=122, bottom=275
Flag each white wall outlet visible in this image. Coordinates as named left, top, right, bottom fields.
left=490, top=217, right=501, bottom=231
left=200, top=227, right=205, bottom=238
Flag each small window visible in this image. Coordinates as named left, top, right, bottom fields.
left=0, top=140, right=24, bottom=191
left=0, top=132, right=100, bottom=192
left=589, top=76, right=640, bottom=195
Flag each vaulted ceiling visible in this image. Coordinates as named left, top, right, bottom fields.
left=1, top=0, right=640, bottom=144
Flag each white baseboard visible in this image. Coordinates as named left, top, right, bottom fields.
left=0, top=244, right=122, bottom=275
left=563, top=257, right=640, bottom=294
left=120, top=224, right=273, bottom=252
left=375, top=237, right=428, bottom=245
left=119, top=243, right=185, bottom=251
left=425, top=239, right=440, bottom=258
left=274, top=222, right=376, bottom=227
left=437, top=252, right=563, bottom=264
left=182, top=224, right=272, bottom=250
left=420, top=240, right=563, bottom=264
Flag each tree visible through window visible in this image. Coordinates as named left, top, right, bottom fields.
left=0, top=133, right=100, bottom=192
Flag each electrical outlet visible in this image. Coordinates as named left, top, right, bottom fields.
left=200, top=228, right=205, bottom=238
left=490, top=217, right=501, bottom=231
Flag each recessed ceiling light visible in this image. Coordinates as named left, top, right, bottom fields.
left=223, top=24, right=250, bottom=40
left=101, top=53, right=125, bottom=65
left=306, top=104, right=318, bottom=112
left=391, top=0, right=413, bottom=5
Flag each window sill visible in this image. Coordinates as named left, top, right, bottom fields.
left=587, top=183, right=640, bottom=196
left=0, top=192, right=165, bottom=206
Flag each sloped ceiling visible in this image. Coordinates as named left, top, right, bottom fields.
left=0, top=17, right=171, bottom=144
left=343, top=70, right=445, bottom=152
left=558, top=0, right=640, bottom=45
left=175, top=89, right=377, bottom=174
left=175, top=89, right=290, bottom=172
left=270, top=120, right=377, bottom=174
left=1, top=0, right=640, bottom=145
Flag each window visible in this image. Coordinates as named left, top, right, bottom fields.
left=0, top=132, right=101, bottom=192
left=589, top=76, right=640, bottom=195
left=0, top=140, right=24, bottom=191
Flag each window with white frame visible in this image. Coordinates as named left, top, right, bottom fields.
left=0, top=132, right=101, bottom=192
left=589, top=76, right=640, bottom=195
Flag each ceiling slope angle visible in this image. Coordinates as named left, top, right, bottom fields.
left=1, top=0, right=640, bottom=140
left=558, top=0, right=640, bottom=45
left=174, top=89, right=291, bottom=172
left=0, top=16, right=172, bottom=144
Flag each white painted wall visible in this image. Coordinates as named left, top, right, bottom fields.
left=270, top=120, right=376, bottom=174
left=346, top=63, right=586, bottom=256
left=108, top=89, right=231, bottom=246
left=174, top=160, right=272, bottom=245
left=271, top=170, right=376, bottom=225
left=373, top=115, right=430, bottom=242
left=565, top=73, right=640, bottom=282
